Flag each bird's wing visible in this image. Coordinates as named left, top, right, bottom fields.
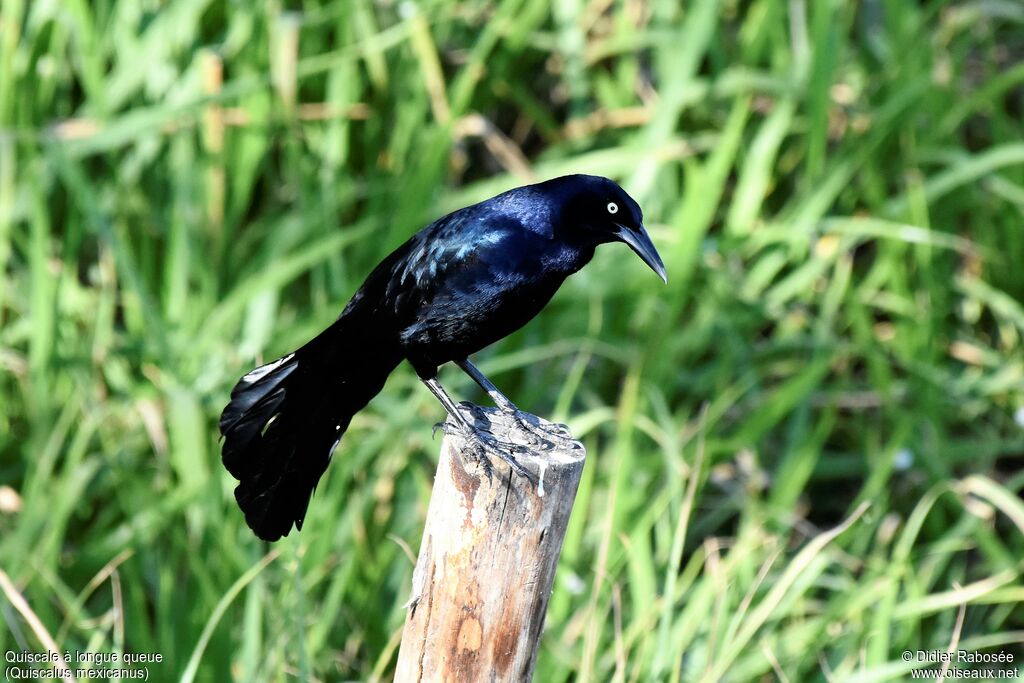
left=383, top=209, right=525, bottom=308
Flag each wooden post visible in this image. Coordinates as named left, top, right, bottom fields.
left=394, top=404, right=586, bottom=683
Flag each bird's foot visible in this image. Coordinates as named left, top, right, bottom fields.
left=505, top=409, right=577, bottom=449
left=435, top=418, right=537, bottom=486
left=485, top=393, right=575, bottom=447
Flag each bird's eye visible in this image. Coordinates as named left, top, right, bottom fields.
left=607, top=202, right=619, bottom=214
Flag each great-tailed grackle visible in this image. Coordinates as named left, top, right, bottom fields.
left=220, top=174, right=666, bottom=540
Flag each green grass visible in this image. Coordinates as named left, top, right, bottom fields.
left=2, top=1, right=1023, bottom=681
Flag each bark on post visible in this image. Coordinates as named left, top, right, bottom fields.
left=394, top=404, right=586, bottom=683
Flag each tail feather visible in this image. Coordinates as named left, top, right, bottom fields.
left=219, top=320, right=399, bottom=541
left=219, top=354, right=296, bottom=438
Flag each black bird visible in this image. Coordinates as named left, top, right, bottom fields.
left=219, top=174, right=666, bottom=541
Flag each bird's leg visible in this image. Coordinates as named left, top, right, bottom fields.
left=455, top=359, right=574, bottom=444
left=421, top=377, right=536, bottom=484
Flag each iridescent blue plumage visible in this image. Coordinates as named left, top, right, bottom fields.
left=220, top=174, right=666, bottom=540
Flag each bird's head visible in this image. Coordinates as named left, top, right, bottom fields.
left=545, top=174, right=667, bottom=283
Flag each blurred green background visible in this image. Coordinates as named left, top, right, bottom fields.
left=2, top=0, right=1023, bottom=681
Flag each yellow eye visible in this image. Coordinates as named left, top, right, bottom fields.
left=607, top=202, right=619, bottom=214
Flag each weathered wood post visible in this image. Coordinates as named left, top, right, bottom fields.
left=394, top=404, right=586, bottom=682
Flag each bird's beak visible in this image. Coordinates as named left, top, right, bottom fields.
left=613, top=223, right=667, bottom=284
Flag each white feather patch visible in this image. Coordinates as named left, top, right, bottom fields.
left=242, top=353, right=295, bottom=384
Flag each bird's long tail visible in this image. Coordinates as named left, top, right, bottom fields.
left=219, top=318, right=400, bottom=541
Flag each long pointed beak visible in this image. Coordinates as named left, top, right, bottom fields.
left=614, top=223, right=667, bottom=284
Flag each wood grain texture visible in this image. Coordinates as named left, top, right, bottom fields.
left=394, top=404, right=586, bottom=683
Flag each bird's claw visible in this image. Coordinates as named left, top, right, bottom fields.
left=473, top=430, right=537, bottom=485
left=432, top=420, right=459, bottom=439
left=446, top=419, right=537, bottom=486
left=479, top=432, right=536, bottom=485
left=508, top=410, right=577, bottom=449
left=468, top=444, right=494, bottom=483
